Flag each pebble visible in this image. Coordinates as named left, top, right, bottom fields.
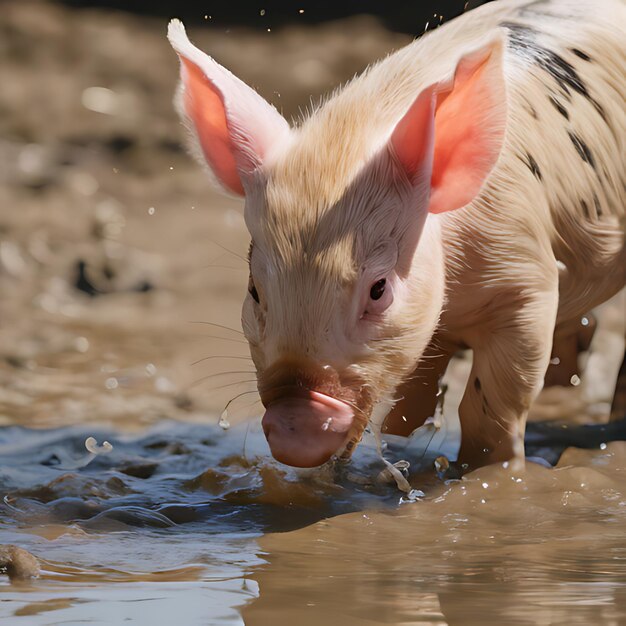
left=0, top=545, right=41, bottom=580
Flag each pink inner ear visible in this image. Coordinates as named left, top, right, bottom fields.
left=181, top=58, right=244, bottom=195
left=428, top=50, right=504, bottom=214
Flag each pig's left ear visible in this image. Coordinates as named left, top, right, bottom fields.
left=390, top=37, right=506, bottom=214
left=168, top=20, right=290, bottom=196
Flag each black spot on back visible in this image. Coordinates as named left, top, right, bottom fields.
left=502, top=21, right=613, bottom=135
left=549, top=95, right=569, bottom=119
left=568, top=131, right=596, bottom=169
left=474, top=377, right=481, bottom=391
left=520, top=152, right=543, bottom=181
left=571, top=48, right=592, bottom=62
left=502, top=22, right=591, bottom=101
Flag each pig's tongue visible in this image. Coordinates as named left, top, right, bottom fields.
left=262, top=391, right=355, bottom=468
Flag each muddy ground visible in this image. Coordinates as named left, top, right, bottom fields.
left=0, top=0, right=418, bottom=430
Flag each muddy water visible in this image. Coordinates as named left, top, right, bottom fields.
left=1, top=1, right=626, bottom=624
left=1, top=423, right=626, bottom=624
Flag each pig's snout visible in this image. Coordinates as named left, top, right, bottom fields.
left=261, top=391, right=355, bottom=468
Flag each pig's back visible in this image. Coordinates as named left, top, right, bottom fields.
left=493, top=0, right=626, bottom=224
left=410, top=0, right=626, bottom=226
left=309, top=0, right=625, bottom=227
left=432, top=0, right=626, bottom=323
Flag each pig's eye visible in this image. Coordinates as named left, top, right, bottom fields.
left=362, top=275, right=393, bottom=321
left=248, top=276, right=260, bottom=303
left=369, top=279, right=386, bottom=300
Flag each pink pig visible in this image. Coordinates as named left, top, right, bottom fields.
left=169, top=0, right=626, bottom=470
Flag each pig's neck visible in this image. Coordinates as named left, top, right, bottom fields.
left=435, top=208, right=504, bottom=349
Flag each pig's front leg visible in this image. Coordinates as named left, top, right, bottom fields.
left=383, top=338, right=457, bottom=437
left=456, top=284, right=559, bottom=469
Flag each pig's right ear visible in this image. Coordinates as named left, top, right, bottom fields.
left=389, top=36, right=506, bottom=214
left=168, top=20, right=290, bottom=196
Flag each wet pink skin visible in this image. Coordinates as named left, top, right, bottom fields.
left=261, top=390, right=355, bottom=468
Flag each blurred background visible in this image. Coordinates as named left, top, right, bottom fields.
left=0, top=0, right=622, bottom=434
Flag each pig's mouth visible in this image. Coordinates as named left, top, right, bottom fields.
left=261, top=387, right=361, bottom=468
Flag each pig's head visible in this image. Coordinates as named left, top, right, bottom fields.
left=168, top=21, right=506, bottom=467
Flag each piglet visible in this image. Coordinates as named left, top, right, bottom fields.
left=168, top=0, right=625, bottom=470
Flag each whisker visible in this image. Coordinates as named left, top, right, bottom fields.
left=418, top=422, right=439, bottom=464
left=191, top=355, right=253, bottom=366
left=222, top=389, right=260, bottom=408
left=186, top=378, right=257, bottom=391
left=242, top=418, right=252, bottom=460
left=191, top=370, right=257, bottom=385
left=189, top=321, right=245, bottom=336
left=208, top=239, right=248, bottom=264
left=192, top=334, right=248, bottom=345
left=218, top=391, right=261, bottom=428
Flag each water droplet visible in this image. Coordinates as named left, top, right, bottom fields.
left=148, top=206, right=155, bottom=215
left=81, top=86, right=119, bottom=115
left=105, top=377, right=118, bottom=390
left=155, top=376, right=174, bottom=393
left=400, top=489, right=424, bottom=504
left=321, top=418, right=332, bottom=431
left=74, top=337, right=89, bottom=353
left=581, top=316, right=589, bottom=326
left=550, top=356, right=561, bottom=365
left=85, top=437, right=113, bottom=454
left=259, top=8, right=265, bottom=15
left=219, top=410, right=230, bottom=430
left=600, top=442, right=607, bottom=450
left=482, top=482, right=489, bottom=489
left=145, top=363, right=157, bottom=377
left=570, top=374, right=581, bottom=386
